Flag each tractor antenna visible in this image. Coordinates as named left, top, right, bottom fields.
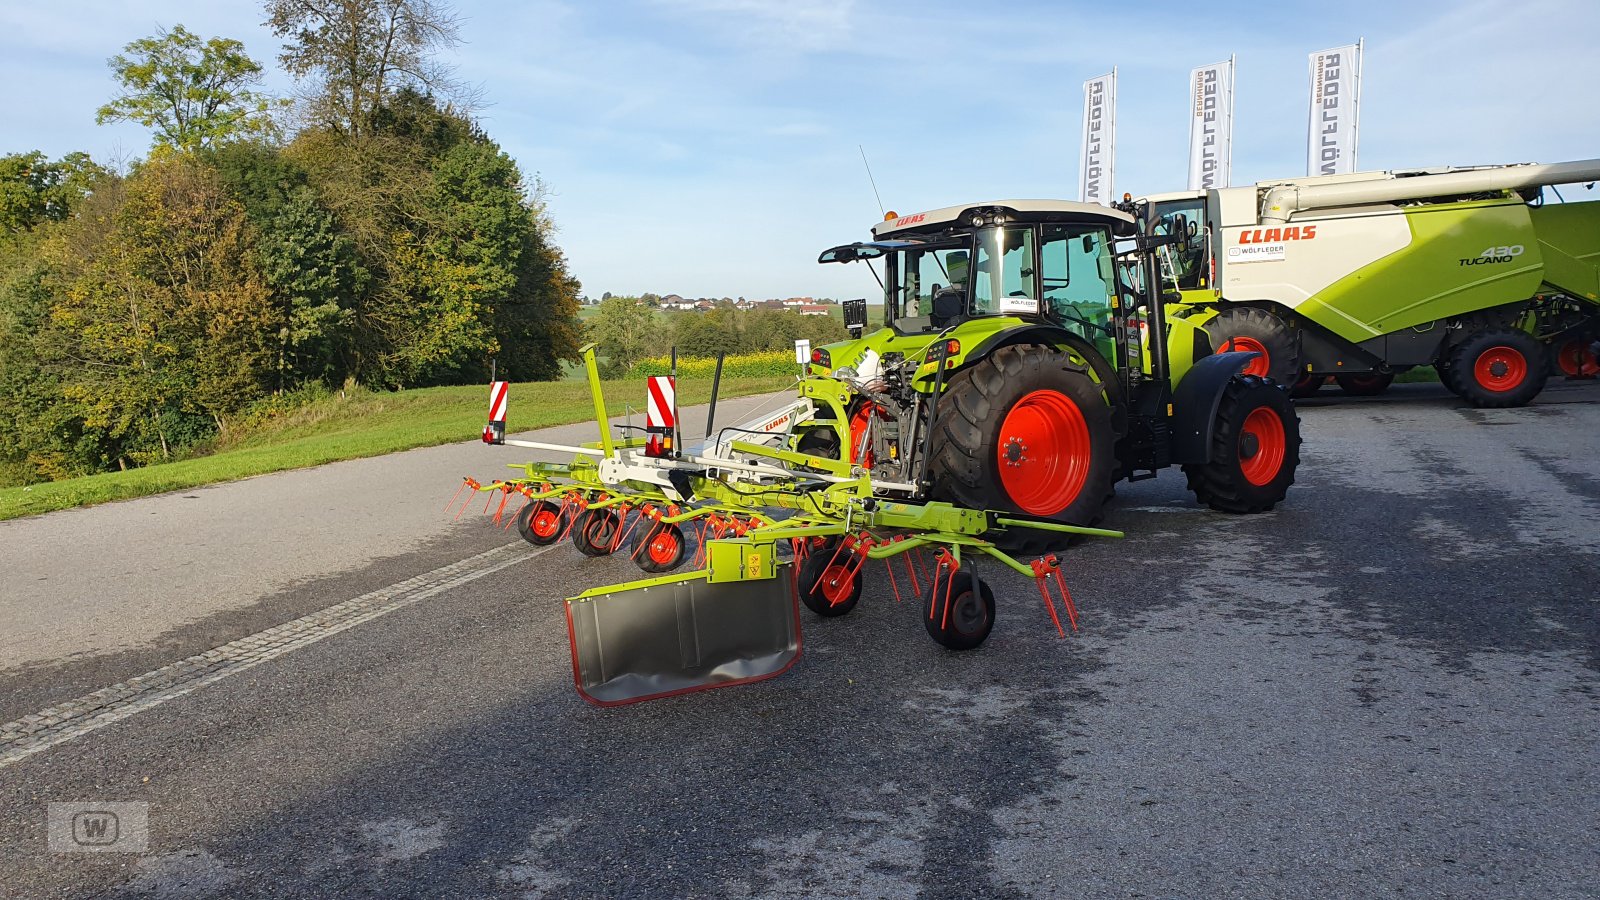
left=859, top=144, right=885, bottom=217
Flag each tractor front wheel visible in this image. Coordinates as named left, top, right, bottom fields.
left=923, top=568, right=995, bottom=651
left=1207, top=307, right=1300, bottom=385
left=798, top=548, right=861, bottom=617
left=1336, top=371, right=1395, bottom=396
left=1446, top=329, right=1549, bottom=408
left=1183, top=375, right=1300, bottom=513
left=926, top=344, right=1116, bottom=555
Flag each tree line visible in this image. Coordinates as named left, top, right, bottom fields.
left=585, top=296, right=847, bottom=376
left=0, top=1, right=581, bottom=485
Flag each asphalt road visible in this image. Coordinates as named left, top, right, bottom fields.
left=2, top=379, right=1597, bottom=898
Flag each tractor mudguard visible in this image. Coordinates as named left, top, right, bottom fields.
left=1170, top=350, right=1259, bottom=465
left=564, top=566, right=802, bottom=706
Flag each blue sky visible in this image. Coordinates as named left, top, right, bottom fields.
left=2, top=0, right=1597, bottom=301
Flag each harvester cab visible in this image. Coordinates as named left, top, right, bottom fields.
left=455, top=200, right=1302, bottom=707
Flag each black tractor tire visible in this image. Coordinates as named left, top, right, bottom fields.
left=923, top=568, right=996, bottom=651
left=1183, top=375, right=1301, bottom=513
left=797, top=548, right=861, bottom=617
left=630, top=519, right=687, bottom=573
left=1446, top=329, right=1549, bottom=408
left=1336, top=371, right=1395, bottom=396
left=1206, top=307, right=1301, bottom=385
left=515, top=500, right=565, bottom=546
left=925, top=344, right=1116, bottom=556
left=1291, top=374, right=1330, bottom=398
left=572, top=508, right=623, bottom=557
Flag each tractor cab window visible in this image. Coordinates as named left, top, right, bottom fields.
left=889, top=241, right=971, bottom=332
left=1152, top=198, right=1208, bottom=291
left=972, top=226, right=1038, bottom=317
left=1040, top=224, right=1117, bottom=348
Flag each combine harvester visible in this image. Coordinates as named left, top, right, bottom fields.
left=1137, top=158, right=1600, bottom=404
left=456, top=199, right=1302, bottom=705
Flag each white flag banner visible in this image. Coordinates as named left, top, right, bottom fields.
left=1186, top=58, right=1235, bottom=191
left=1079, top=70, right=1116, bottom=205
left=1307, top=41, right=1363, bottom=176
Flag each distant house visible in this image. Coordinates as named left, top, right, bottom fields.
left=781, top=297, right=814, bottom=308
left=798, top=305, right=831, bottom=317
left=694, top=300, right=714, bottom=311
left=760, top=299, right=786, bottom=310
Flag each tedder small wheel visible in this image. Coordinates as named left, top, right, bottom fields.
left=631, top=520, right=687, bottom=573
left=1336, top=371, right=1395, bottom=396
left=515, top=500, right=564, bottom=546
left=925, top=344, right=1116, bottom=556
left=1206, top=307, right=1300, bottom=385
left=1446, top=329, right=1549, bottom=408
left=923, top=569, right=996, bottom=651
left=572, top=508, right=623, bottom=557
left=1291, top=373, right=1330, bottom=398
left=1183, top=375, right=1301, bottom=513
left=797, top=548, right=861, bottom=617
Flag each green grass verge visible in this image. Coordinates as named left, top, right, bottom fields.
left=0, top=375, right=792, bottom=521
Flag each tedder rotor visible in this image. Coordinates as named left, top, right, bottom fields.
left=454, top=199, right=1304, bottom=706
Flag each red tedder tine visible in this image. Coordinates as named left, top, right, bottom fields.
left=1029, top=555, right=1078, bottom=637
left=451, top=478, right=483, bottom=521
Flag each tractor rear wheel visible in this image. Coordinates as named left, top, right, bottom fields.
left=923, top=568, right=995, bottom=651
left=798, top=548, right=861, bottom=617
left=1446, top=329, right=1549, bottom=408
left=1183, top=375, right=1300, bottom=513
left=1207, top=307, right=1300, bottom=385
left=1291, top=374, right=1329, bottom=398
left=572, top=508, right=623, bottom=557
left=1336, top=371, right=1395, bottom=396
left=515, top=500, right=564, bottom=546
left=926, top=344, right=1116, bottom=555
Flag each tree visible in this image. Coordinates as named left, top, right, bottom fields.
left=0, top=152, right=109, bottom=237
left=587, top=296, right=660, bottom=376
left=97, top=26, right=282, bottom=152
left=267, top=0, right=466, bottom=138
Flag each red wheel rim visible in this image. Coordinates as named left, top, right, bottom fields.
left=646, top=530, right=680, bottom=566
left=818, top=565, right=854, bottom=606
left=997, top=390, right=1092, bottom=516
left=531, top=507, right=560, bottom=538
left=1558, top=339, right=1598, bottom=377
left=1222, top=336, right=1270, bottom=377
left=1473, top=346, right=1527, bottom=392
left=1238, top=406, right=1287, bottom=487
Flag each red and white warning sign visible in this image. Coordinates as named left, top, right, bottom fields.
left=483, top=380, right=508, bottom=444
left=646, top=376, right=675, bottom=428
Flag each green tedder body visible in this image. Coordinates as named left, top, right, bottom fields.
left=459, top=199, right=1308, bottom=705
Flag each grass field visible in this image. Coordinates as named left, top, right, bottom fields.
left=0, top=375, right=791, bottom=521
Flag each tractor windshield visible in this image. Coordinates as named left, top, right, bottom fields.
left=887, top=240, right=970, bottom=331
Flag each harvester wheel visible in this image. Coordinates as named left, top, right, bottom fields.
left=1183, top=375, right=1300, bottom=513
left=515, top=500, right=565, bottom=546
left=1556, top=337, right=1599, bottom=378
left=798, top=548, right=861, bottom=617
left=631, top=520, right=687, bottom=573
left=572, top=508, right=623, bottom=557
left=1290, top=374, right=1329, bottom=398
left=923, top=569, right=995, bottom=651
left=926, top=344, right=1115, bottom=555
left=1207, top=307, right=1300, bottom=385
left=1447, top=329, right=1549, bottom=408
left=1336, top=371, right=1394, bottom=396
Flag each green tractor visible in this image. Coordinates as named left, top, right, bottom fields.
left=803, top=199, right=1301, bottom=552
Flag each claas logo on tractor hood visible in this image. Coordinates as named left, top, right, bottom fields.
left=1237, top=225, right=1317, bottom=244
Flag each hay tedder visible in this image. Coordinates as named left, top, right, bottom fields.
left=454, top=200, right=1303, bottom=705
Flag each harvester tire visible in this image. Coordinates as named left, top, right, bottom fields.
left=798, top=549, right=861, bottom=617
left=1206, top=307, right=1300, bottom=385
left=1183, top=375, right=1300, bottom=513
left=1291, top=374, right=1329, bottom=398
left=631, top=520, right=687, bottom=573
left=926, top=344, right=1116, bottom=556
left=1336, top=372, right=1395, bottom=396
left=572, top=508, right=623, bottom=557
left=923, top=568, right=995, bottom=651
left=516, top=500, right=564, bottom=546
left=1447, top=329, right=1549, bottom=408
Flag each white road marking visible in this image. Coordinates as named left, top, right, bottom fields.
left=0, top=541, right=552, bottom=769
